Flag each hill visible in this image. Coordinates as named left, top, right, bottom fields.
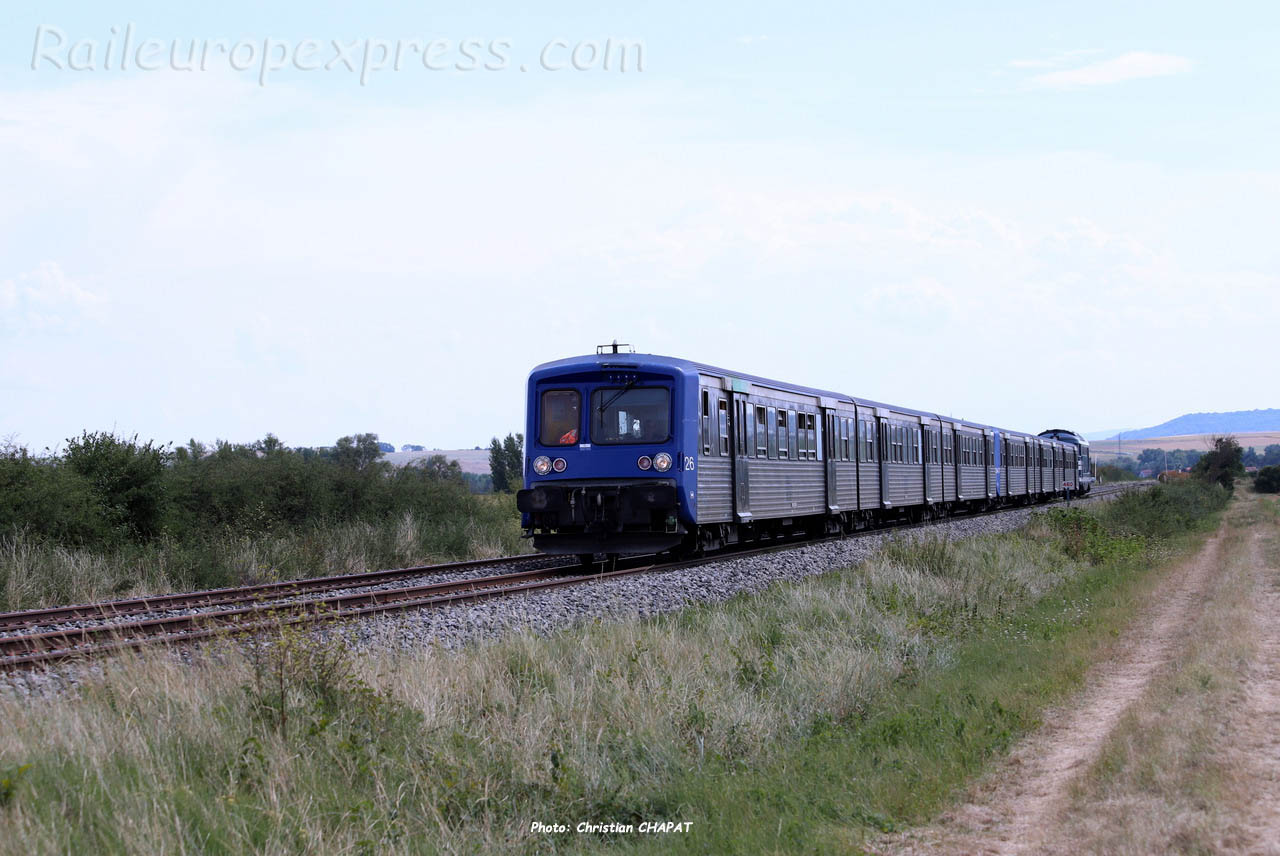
left=1091, top=431, right=1280, bottom=461
left=1101, top=409, right=1280, bottom=442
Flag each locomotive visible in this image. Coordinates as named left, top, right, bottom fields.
left=516, top=348, right=1090, bottom=559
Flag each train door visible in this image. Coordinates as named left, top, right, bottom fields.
left=922, top=422, right=933, bottom=504
left=824, top=410, right=839, bottom=512
left=983, top=431, right=993, bottom=499
left=875, top=414, right=885, bottom=506
left=732, top=396, right=751, bottom=521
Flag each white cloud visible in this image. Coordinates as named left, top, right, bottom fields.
left=1, top=262, right=103, bottom=333
left=1008, top=49, right=1101, bottom=70
left=1027, top=51, right=1192, bottom=89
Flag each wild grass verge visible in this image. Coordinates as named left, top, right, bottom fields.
left=0, top=482, right=1226, bottom=855
left=0, top=495, right=526, bottom=612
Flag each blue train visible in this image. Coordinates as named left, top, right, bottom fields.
left=516, top=347, right=1094, bottom=559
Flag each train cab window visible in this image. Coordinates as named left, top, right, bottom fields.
left=540, top=389, right=581, bottom=446
left=756, top=406, right=769, bottom=457
left=767, top=407, right=778, bottom=458
left=776, top=409, right=788, bottom=459
left=717, top=399, right=729, bottom=456
left=591, top=387, right=671, bottom=446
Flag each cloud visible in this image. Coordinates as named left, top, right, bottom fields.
left=1008, top=49, right=1101, bottom=70
left=1, top=262, right=103, bottom=333
left=1027, top=51, right=1192, bottom=89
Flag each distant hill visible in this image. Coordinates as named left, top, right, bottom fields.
left=1102, top=409, right=1280, bottom=442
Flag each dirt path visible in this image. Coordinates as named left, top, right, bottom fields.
left=879, top=521, right=1230, bottom=855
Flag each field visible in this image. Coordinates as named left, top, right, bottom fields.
left=1091, top=431, right=1280, bottom=461
left=0, top=481, right=1236, bottom=854
left=381, top=449, right=493, bottom=474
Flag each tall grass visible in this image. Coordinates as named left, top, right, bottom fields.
left=0, top=481, right=1227, bottom=854
left=0, top=497, right=526, bottom=611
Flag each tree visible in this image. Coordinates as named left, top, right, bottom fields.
left=488, top=437, right=508, bottom=493
left=1193, top=435, right=1244, bottom=492
left=502, top=433, right=524, bottom=487
left=331, top=433, right=383, bottom=470
left=1262, top=445, right=1280, bottom=467
left=488, top=433, right=525, bottom=493
left=1256, top=466, right=1280, bottom=494
left=416, top=454, right=463, bottom=483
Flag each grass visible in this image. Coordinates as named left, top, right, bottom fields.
left=0, top=483, right=1226, bottom=855
left=0, top=494, right=527, bottom=612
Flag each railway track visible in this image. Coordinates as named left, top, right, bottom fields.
left=0, top=483, right=1140, bottom=672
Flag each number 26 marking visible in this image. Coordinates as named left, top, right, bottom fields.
left=684, top=456, right=695, bottom=471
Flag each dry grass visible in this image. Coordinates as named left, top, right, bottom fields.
left=0, top=531, right=1084, bottom=855
left=0, top=507, right=528, bottom=612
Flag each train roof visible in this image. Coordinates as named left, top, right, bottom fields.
left=529, top=353, right=1065, bottom=444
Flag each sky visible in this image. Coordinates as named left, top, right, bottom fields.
left=2, top=1, right=1278, bottom=452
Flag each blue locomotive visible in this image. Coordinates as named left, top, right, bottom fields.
left=516, top=347, right=1089, bottom=559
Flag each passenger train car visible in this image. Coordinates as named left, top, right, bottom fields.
left=516, top=350, right=1089, bottom=558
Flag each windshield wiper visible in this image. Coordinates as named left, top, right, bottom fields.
left=597, top=379, right=638, bottom=414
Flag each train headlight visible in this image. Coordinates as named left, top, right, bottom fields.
left=653, top=452, right=673, bottom=472
left=637, top=455, right=653, bottom=471
left=533, top=456, right=552, bottom=475
left=552, top=457, right=567, bottom=473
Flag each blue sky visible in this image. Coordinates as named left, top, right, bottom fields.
left=2, top=2, right=1277, bottom=451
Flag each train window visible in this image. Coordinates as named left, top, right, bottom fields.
left=796, top=413, right=807, bottom=459
left=717, top=399, right=729, bottom=456
left=701, top=391, right=711, bottom=455
left=738, top=401, right=749, bottom=457
left=756, top=407, right=768, bottom=457
left=914, top=428, right=921, bottom=464
left=842, top=418, right=851, bottom=461
left=591, top=387, right=672, bottom=446
left=776, top=409, right=788, bottom=459
left=807, top=414, right=818, bottom=461
left=788, top=411, right=798, bottom=460
left=539, top=389, right=581, bottom=446
left=767, top=407, right=778, bottom=458
left=856, top=421, right=865, bottom=462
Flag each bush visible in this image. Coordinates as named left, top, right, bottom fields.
left=1256, top=465, right=1280, bottom=494
left=0, top=432, right=525, bottom=608
left=1098, top=479, right=1229, bottom=539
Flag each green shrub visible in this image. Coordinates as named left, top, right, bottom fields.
left=1256, top=465, right=1280, bottom=494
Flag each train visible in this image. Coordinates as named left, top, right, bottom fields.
left=516, top=347, right=1095, bottom=559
